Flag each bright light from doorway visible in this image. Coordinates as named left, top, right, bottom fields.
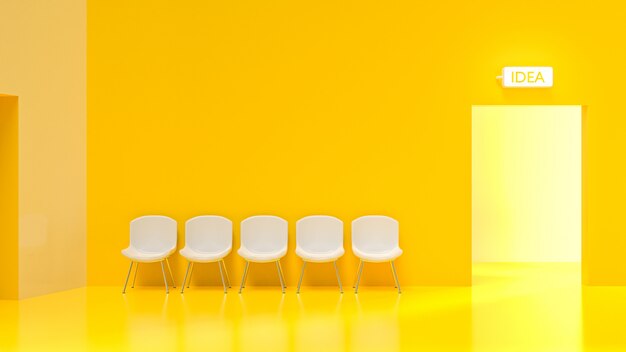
left=472, top=105, right=581, bottom=262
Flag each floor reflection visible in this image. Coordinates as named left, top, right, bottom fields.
left=2, top=264, right=626, bottom=351
left=582, top=285, right=626, bottom=351
left=352, top=292, right=400, bottom=351
left=472, top=263, right=582, bottom=352
left=399, top=286, right=472, bottom=351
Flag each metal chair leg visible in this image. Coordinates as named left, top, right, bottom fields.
left=221, top=260, right=231, bottom=288
left=122, top=261, right=134, bottom=294
left=239, top=261, right=250, bottom=294
left=218, top=260, right=227, bottom=294
left=391, top=260, right=401, bottom=294
left=352, top=262, right=360, bottom=288
left=160, top=260, right=169, bottom=294
left=242, top=261, right=250, bottom=288
left=276, top=261, right=285, bottom=294
left=334, top=261, right=343, bottom=294
left=131, top=263, right=139, bottom=288
left=354, top=260, right=364, bottom=294
left=187, top=262, right=194, bottom=288
left=165, top=258, right=176, bottom=288
left=181, top=262, right=192, bottom=293
left=297, top=262, right=307, bottom=294
left=277, top=260, right=287, bottom=289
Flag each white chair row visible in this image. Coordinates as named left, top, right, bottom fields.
left=121, top=215, right=402, bottom=294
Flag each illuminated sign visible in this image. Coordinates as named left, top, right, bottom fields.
left=499, top=67, right=553, bottom=88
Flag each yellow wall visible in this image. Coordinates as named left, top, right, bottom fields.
left=87, top=1, right=626, bottom=286
left=0, top=1, right=86, bottom=298
left=0, top=95, right=19, bottom=299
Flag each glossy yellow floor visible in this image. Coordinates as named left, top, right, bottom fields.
left=1, top=263, right=625, bottom=351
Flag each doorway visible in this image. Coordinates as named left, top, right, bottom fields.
left=472, top=105, right=582, bottom=263
left=471, top=105, right=583, bottom=348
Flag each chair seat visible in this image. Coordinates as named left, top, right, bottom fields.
left=296, top=246, right=344, bottom=263
left=353, top=246, right=402, bottom=262
left=121, top=246, right=175, bottom=263
left=179, top=246, right=231, bottom=263
left=237, top=247, right=286, bottom=263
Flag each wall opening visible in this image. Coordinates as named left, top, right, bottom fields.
left=472, top=105, right=582, bottom=266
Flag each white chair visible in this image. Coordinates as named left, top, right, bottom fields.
left=295, top=215, right=344, bottom=293
left=238, top=215, right=288, bottom=293
left=352, top=215, right=402, bottom=293
left=122, top=215, right=177, bottom=294
left=179, top=216, right=232, bottom=293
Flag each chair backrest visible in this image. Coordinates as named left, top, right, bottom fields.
left=351, top=215, right=399, bottom=253
left=185, top=215, right=232, bottom=253
left=130, top=215, right=177, bottom=253
left=296, top=215, right=343, bottom=253
left=240, top=215, right=288, bottom=253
